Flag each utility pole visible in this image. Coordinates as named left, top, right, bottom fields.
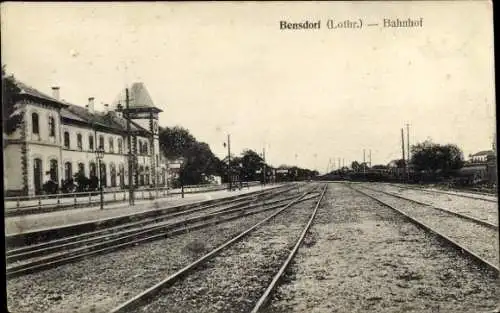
left=126, top=88, right=135, bottom=205
left=227, top=134, right=232, bottom=191
left=262, top=147, right=266, bottom=186
left=369, top=149, right=372, bottom=167
left=406, top=123, right=410, bottom=182
left=401, top=128, right=406, bottom=184
left=363, top=149, right=366, bottom=174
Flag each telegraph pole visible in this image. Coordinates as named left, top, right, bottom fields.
left=401, top=128, right=406, bottom=184
left=262, top=147, right=266, bottom=186
left=363, top=149, right=366, bottom=174
left=406, top=123, right=410, bottom=182
left=126, top=88, right=135, bottom=205
left=369, top=149, right=372, bottom=167
left=227, top=134, right=232, bottom=191
left=406, top=123, right=410, bottom=163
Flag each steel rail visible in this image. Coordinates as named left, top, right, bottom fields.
left=389, top=183, right=497, bottom=203
left=108, top=186, right=321, bottom=313
left=7, top=186, right=295, bottom=260
left=250, top=184, right=328, bottom=313
left=7, top=192, right=314, bottom=278
left=360, top=184, right=498, bottom=230
left=7, top=193, right=319, bottom=279
left=348, top=184, right=499, bottom=275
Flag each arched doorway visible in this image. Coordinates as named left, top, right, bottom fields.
left=33, top=158, right=43, bottom=195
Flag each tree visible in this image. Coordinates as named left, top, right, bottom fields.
left=2, top=65, right=23, bottom=136
left=240, top=149, right=264, bottom=181
left=351, top=161, right=361, bottom=172
left=411, top=141, right=464, bottom=176
left=159, top=126, right=197, bottom=159
left=159, top=126, right=224, bottom=185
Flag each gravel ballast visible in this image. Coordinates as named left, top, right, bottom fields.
left=357, top=185, right=499, bottom=266
left=6, top=204, right=288, bottom=313
left=127, top=196, right=321, bottom=313
left=266, top=183, right=499, bottom=313
left=373, top=183, right=498, bottom=225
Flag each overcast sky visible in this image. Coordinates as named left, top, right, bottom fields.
left=2, top=1, right=495, bottom=172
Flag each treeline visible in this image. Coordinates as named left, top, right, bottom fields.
left=321, top=141, right=470, bottom=184
left=159, top=126, right=319, bottom=186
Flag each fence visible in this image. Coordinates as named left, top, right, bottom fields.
left=4, top=181, right=262, bottom=213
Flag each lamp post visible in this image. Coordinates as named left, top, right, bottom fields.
left=95, top=147, right=105, bottom=210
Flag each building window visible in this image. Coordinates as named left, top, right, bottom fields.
left=32, top=113, right=39, bottom=134
left=99, top=135, right=104, bottom=150
left=118, top=138, right=123, bottom=154
left=110, top=163, right=117, bottom=187
left=139, top=165, right=145, bottom=186
left=49, top=159, right=58, bottom=182
left=48, top=117, right=56, bottom=137
left=77, top=134, right=83, bottom=150
left=89, top=162, right=97, bottom=178
left=64, top=162, right=72, bottom=181
left=78, top=162, right=85, bottom=176
left=89, top=135, right=94, bottom=151
left=109, top=137, right=114, bottom=153
left=64, top=132, right=70, bottom=149
left=144, top=142, right=148, bottom=155
left=100, top=162, right=107, bottom=187
left=145, top=166, right=150, bottom=186
left=119, top=164, right=125, bottom=187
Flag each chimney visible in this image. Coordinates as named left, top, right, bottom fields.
left=87, top=97, right=95, bottom=113
left=51, top=86, right=60, bottom=100
left=103, top=103, right=109, bottom=114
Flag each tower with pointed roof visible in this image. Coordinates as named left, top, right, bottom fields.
left=113, top=82, right=163, bottom=188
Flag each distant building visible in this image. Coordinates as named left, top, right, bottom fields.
left=469, top=150, right=495, bottom=163
left=4, top=78, right=168, bottom=196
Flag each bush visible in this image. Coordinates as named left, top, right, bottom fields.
left=61, top=179, right=76, bottom=193
left=88, top=176, right=99, bottom=191
left=74, top=172, right=91, bottom=192
left=42, top=180, right=58, bottom=194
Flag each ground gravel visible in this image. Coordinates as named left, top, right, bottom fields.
left=376, top=183, right=498, bottom=225
left=128, top=197, right=320, bottom=313
left=6, top=206, right=286, bottom=313
left=359, top=185, right=499, bottom=266
left=265, top=183, right=499, bottom=313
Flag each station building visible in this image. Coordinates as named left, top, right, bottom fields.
left=4, top=78, right=168, bottom=196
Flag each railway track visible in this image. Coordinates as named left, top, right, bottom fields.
left=349, top=183, right=499, bottom=275
left=389, top=183, right=497, bottom=203
left=6, top=186, right=303, bottom=279
left=360, top=184, right=498, bottom=229
left=108, top=184, right=327, bottom=313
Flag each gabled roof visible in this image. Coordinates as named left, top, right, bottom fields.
left=13, top=79, right=68, bottom=108
left=112, top=82, right=163, bottom=113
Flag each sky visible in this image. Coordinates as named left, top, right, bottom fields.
left=1, top=1, right=495, bottom=173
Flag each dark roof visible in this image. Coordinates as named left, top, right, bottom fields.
left=471, top=150, right=494, bottom=157
left=62, top=104, right=149, bottom=134
left=12, top=77, right=151, bottom=134
left=13, top=79, right=68, bottom=108
left=112, top=82, right=163, bottom=112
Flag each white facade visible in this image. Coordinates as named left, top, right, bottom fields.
left=4, top=80, right=167, bottom=196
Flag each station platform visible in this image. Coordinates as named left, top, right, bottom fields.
left=5, top=184, right=280, bottom=236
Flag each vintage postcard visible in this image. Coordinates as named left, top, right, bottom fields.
left=2, top=1, right=498, bottom=313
